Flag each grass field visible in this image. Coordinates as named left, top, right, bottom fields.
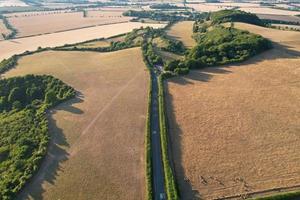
left=166, top=21, right=196, bottom=48
left=166, top=23, right=300, bottom=199
left=257, top=14, right=300, bottom=23
left=0, top=22, right=165, bottom=61
left=7, top=11, right=132, bottom=37
left=4, top=48, right=149, bottom=200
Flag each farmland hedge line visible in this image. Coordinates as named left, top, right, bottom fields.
left=250, top=190, right=300, bottom=200
left=0, top=75, right=75, bottom=200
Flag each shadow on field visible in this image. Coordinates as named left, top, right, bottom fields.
left=168, top=42, right=300, bottom=86
left=16, top=93, right=84, bottom=200
left=164, top=83, right=202, bottom=200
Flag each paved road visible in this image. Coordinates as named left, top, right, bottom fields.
left=150, top=70, right=166, bottom=200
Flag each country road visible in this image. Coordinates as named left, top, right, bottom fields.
left=150, top=70, right=166, bottom=200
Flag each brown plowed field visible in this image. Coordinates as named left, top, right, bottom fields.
left=166, top=23, right=300, bottom=199
left=4, top=48, right=148, bottom=200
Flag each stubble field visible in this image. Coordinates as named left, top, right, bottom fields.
left=6, top=10, right=132, bottom=37
left=0, top=22, right=164, bottom=61
left=166, top=23, right=300, bottom=199
left=4, top=47, right=148, bottom=200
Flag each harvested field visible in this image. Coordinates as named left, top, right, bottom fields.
left=257, top=14, right=300, bottom=23
left=272, top=24, right=300, bottom=30
left=166, top=24, right=300, bottom=199
left=239, top=7, right=300, bottom=15
left=0, top=19, right=11, bottom=40
left=0, top=22, right=165, bottom=61
left=7, top=11, right=132, bottom=37
left=4, top=47, right=148, bottom=200
left=167, top=21, right=196, bottom=48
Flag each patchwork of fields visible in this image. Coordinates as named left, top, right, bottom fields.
left=0, top=22, right=165, bottom=61
left=6, top=10, right=132, bottom=37
left=166, top=23, right=300, bottom=199
left=4, top=48, right=148, bottom=200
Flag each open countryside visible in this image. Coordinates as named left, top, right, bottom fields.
left=0, top=1, right=299, bottom=200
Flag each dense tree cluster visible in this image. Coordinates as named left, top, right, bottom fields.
left=185, top=26, right=272, bottom=69
left=0, top=75, right=75, bottom=200
left=123, top=10, right=208, bottom=22
left=210, top=10, right=265, bottom=26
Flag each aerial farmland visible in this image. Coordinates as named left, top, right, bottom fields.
left=0, top=1, right=299, bottom=200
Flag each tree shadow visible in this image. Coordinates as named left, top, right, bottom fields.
left=164, top=84, right=202, bottom=200
left=16, top=92, right=84, bottom=200
left=164, top=42, right=300, bottom=199
left=168, top=41, right=300, bottom=86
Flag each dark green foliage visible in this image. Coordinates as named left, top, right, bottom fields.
left=210, top=10, right=264, bottom=26
left=0, top=56, right=18, bottom=74
left=250, top=191, right=300, bottom=200
left=150, top=3, right=185, bottom=10
left=186, top=26, right=272, bottom=68
left=0, top=75, right=75, bottom=200
left=123, top=10, right=208, bottom=22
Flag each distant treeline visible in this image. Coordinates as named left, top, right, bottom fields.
left=150, top=3, right=186, bottom=10
left=123, top=10, right=209, bottom=22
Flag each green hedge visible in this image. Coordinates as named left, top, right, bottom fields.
left=250, top=191, right=300, bottom=200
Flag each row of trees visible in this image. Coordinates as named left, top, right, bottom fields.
left=0, top=75, right=75, bottom=200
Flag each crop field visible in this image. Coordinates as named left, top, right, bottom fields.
left=0, top=22, right=164, bottom=61
left=257, top=14, right=300, bottom=23
left=0, top=19, right=11, bottom=40
left=4, top=47, right=148, bottom=200
left=186, top=3, right=300, bottom=15
left=167, top=21, right=196, bottom=48
left=7, top=11, right=132, bottom=37
left=166, top=24, right=300, bottom=199
left=272, top=23, right=300, bottom=30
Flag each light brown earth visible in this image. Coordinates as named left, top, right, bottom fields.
left=257, top=14, right=300, bottom=23
left=167, top=21, right=196, bottom=48
left=4, top=48, right=148, bottom=200
left=166, top=23, right=300, bottom=199
left=7, top=11, right=132, bottom=37
left=0, top=22, right=165, bottom=61
left=0, top=19, right=11, bottom=40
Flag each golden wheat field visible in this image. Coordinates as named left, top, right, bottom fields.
left=7, top=10, right=132, bottom=37
left=166, top=24, right=300, bottom=199
left=0, top=22, right=165, bottom=61
left=167, top=21, right=196, bottom=48
left=4, top=48, right=149, bottom=200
